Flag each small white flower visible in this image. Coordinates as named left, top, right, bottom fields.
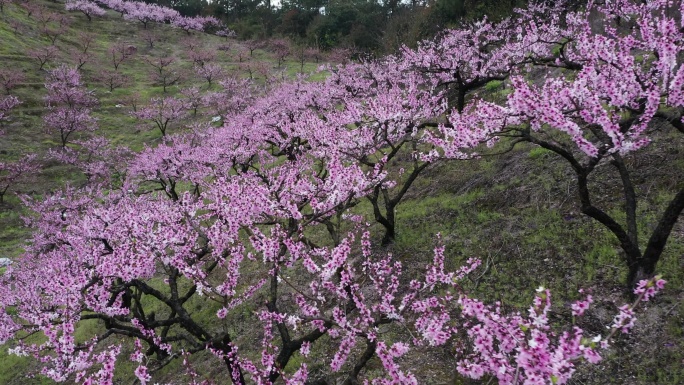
left=286, top=315, right=300, bottom=330
left=7, top=346, right=28, bottom=357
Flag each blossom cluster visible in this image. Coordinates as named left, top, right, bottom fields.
left=82, top=0, right=225, bottom=33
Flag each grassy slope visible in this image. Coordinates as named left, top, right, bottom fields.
left=0, top=1, right=683, bottom=384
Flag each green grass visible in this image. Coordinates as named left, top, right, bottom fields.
left=484, top=79, right=504, bottom=92
left=528, top=146, right=553, bottom=160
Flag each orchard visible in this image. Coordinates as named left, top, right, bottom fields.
left=0, top=0, right=683, bottom=384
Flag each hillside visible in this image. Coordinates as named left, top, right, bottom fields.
left=0, top=1, right=324, bottom=383
left=0, top=0, right=323, bottom=257
left=0, top=1, right=683, bottom=385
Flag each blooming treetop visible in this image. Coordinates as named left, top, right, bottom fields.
left=172, top=15, right=220, bottom=35
left=0, top=69, right=25, bottom=95
left=132, top=96, right=189, bottom=137
left=43, top=65, right=98, bottom=148
left=123, top=1, right=179, bottom=28
left=0, top=154, right=37, bottom=204
left=65, top=0, right=106, bottom=21
left=49, top=136, right=131, bottom=186
left=87, top=0, right=227, bottom=35
left=430, top=0, right=684, bottom=286
left=0, top=95, right=20, bottom=122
